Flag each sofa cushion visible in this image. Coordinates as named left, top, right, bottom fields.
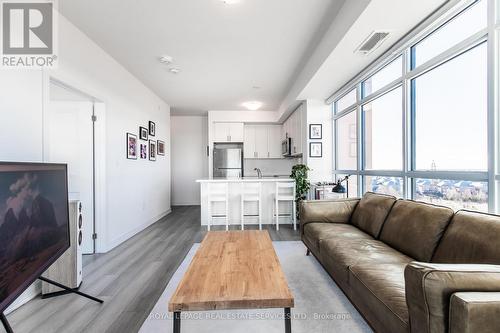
left=320, top=238, right=413, bottom=287
left=379, top=200, right=454, bottom=262
left=432, top=210, right=500, bottom=264
left=302, top=223, right=372, bottom=257
left=350, top=192, right=397, bottom=238
left=348, top=263, right=409, bottom=333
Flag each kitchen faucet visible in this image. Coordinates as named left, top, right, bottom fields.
left=254, top=168, right=262, bottom=179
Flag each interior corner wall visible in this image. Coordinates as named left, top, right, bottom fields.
left=305, top=99, right=333, bottom=182
left=0, top=13, right=171, bottom=312
left=171, top=115, right=208, bottom=205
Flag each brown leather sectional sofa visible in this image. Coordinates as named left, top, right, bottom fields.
left=300, top=192, right=500, bottom=333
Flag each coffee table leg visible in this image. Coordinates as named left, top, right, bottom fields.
left=173, top=312, right=181, bottom=333
left=284, top=307, right=291, bottom=333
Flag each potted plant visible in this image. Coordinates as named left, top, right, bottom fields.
left=290, top=164, right=311, bottom=218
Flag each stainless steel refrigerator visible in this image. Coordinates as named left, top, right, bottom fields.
left=213, top=143, right=244, bottom=178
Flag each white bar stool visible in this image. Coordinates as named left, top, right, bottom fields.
left=274, top=182, right=296, bottom=231
left=207, top=182, right=229, bottom=231
left=240, top=182, right=262, bottom=230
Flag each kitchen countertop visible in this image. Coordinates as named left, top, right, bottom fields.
left=196, top=177, right=295, bottom=183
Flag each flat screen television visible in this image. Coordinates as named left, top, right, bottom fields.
left=0, top=162, right=70, bottom=313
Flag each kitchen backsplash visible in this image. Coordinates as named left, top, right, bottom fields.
left=244, top=158, right=301, bottom=177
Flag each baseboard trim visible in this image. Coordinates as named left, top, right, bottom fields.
left=103, top=209, right=172, bottom=253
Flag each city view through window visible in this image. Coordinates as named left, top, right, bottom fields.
left=334, top=0, right=490, bottom=212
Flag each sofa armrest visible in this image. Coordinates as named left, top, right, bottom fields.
left=404, top=262, right=500, bottom=333
left=449, top=292, right=500, bottom=333
left=299, top=199, right=359, bottom=231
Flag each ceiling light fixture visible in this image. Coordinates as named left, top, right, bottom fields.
left=242, top=101, right=263, bottom=111
left=159, top=55, right=173, bottom=64
left=220, top=0, right=241, bottom=4
left=169, top=67, right=180, bottom=74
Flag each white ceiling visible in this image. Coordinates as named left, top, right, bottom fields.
left=59, top=0, right=345, bottom=115
left=297, top=0, right=449, bottom=102
left=59, top=0, right=448, bottom=116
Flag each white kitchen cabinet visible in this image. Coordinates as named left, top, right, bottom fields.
left=282, top=103, right=305, bottom=156
left=268, top=125, right=282, bottom=158
left=254, top=126, right=268, bottom=158
left=213, top=122, right=244, bottom=142
left=244, top=125, right=256, bottom=158
left=244, top=124, right=282, bottom=159
left=228, top=123, right=244, bottom=141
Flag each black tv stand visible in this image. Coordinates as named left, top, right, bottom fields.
left=1, top=312, right=13, bottom=333
left=1, top=278, right=103, bottom=333
left=38, top=277, right=103, bottom=304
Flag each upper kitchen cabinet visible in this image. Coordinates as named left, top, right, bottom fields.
left=267, top=125, right=282, bottom=158
left=244, top=124, right=282, bottom=159
left=282, top=103, right=305, bottom=155
left=213, top=122, right=244, bottom=142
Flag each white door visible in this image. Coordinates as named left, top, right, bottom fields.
left=268, top=125, right=282, bottom=158
left=45, top=101, right=95, bottom=254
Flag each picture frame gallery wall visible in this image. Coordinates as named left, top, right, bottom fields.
left=126, top=120, right=165, bottom=161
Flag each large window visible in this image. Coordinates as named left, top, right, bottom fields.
left=411, top=0, right=487, bottom=68
left=335, top=89, right=357, bottom=113
left=365, top=176, right=403, bottom=197
left=362, top=56, right=402, bottom=97
left=336, top=111, right=357, bottom=170
left=331, top=0, right=496, bottom=213
left=414, top=178, right=488, bottom=212
left=363, top=87, right=403, bottom=170
left=413, top=43, right=488, bottom=171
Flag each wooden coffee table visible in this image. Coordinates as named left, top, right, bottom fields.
left=169, top=230, right=294, bottom=333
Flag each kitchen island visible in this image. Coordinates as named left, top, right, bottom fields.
left=196, top=178, right=296, bottom=228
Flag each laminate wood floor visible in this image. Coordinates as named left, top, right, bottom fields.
left=4, top=206, right=300, bottom=333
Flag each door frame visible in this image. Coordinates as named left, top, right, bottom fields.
left=42, top=73, right=107, bottom=254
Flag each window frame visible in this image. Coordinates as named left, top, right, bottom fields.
left=330, top=0, right=496, bottom=213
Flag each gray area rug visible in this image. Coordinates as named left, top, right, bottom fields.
left=140, top=241, right=372, bottom=333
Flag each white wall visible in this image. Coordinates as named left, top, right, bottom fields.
left=1, top=13, right=171, bottom=312
left=305, top=99, right=333, bottom=183
left=171, top=116, right=208, bottom=205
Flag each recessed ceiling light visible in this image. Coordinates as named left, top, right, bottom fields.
left=220, top=0, right=241, bottom=4
left=242, top=101, right=263, bottom=111
left=169, top=67, right=180, bottom=74
left=159, top=55, right=173, bottom=64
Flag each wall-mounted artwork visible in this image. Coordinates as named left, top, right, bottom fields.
left=127, top=133, right=137, bottom=159
left=309, top=124, right=322, bottom=139
left=140, top=144, right=147, bottom=159
left=149, top=121, right=156, bottom=136
left=157, top=140, right=165, bottom=155
left=149, top=140, right=157, bottom=161
left=139, top=127, right=148, bottom=140
left=309, top=142, right=322, bottom=158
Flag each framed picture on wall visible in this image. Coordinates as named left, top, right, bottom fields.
left=309, top=142, right=322, bottom=158
left=309, top=124, right=322, bottom=139
left=126, top=133, right=138, bottom=159
left=139, top=126, right=148, bottom=140
left=157, top=140, right=165, bottom=155
left=149, top=140, right=157, bottom=161
left=149, top=121, right=156, bottom=136
left=140, top=144, right=147, bottom=159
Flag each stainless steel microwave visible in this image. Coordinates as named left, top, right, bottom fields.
left=282, top=138, right=292, bottom=156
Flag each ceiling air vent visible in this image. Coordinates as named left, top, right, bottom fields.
left=355, top=31, right=390, bottom=55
